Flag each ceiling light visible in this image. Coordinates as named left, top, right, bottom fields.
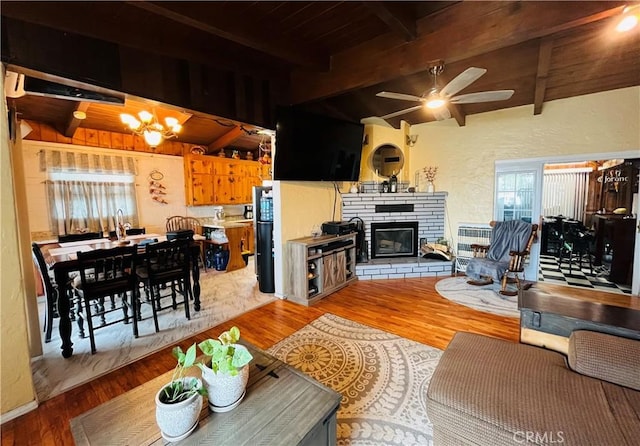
left=617, top=5, right=639, bottom=32
left=425, top=90, right=446, bottom=109
left=72, top=110, right=86, bottom=120
left=120, top=110, right=182, bottom=147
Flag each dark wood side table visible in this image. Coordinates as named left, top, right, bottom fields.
left=519, top=288, right=640, bottom=354
left=70, top=343, right=341, bottom=445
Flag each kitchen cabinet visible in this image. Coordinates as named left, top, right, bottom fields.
left=286, top=233, right=357, bottom=306
left=184, top=154, right=262, bottom=205
left=184, top=155, right=215, bottom=205
left=242, top=223, right=255, bottom=254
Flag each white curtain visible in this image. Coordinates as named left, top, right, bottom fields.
left=542, top=171, right=589, bottom=220
left=47, top=180, right=138, bottom=235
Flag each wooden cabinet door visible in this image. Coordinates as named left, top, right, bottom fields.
left=242, top=224, right=255, bottom=254
left=322, top=250, right=346, bottom=292
left=213, top=175, right=245, bottom=204
left=191, top=174, right=215, bottom=205
left=190, top=157, right=214, bottom=175
left=184, top=155, right=215, bottom=205
left=214, top=159, right=249, bottom=176
left=213, top=175, right=232, bottom=204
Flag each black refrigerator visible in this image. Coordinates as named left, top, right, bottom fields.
left=253, top=186, right=275, bottom=293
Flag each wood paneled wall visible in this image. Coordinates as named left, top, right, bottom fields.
left=23, top=120, right=191, bottom=157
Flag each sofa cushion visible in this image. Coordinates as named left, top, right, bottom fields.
left=568, top=330, right=640, bottom=391
left=426, top=332, right=640, bottom=446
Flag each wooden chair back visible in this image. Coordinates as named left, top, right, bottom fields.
left=32, top=243, right=58, bottom=343
left=76, top=245, right=139, bottom=354
left=58, top=231, right=103, bottom=243
left=165, top=216, right=184, bottom=232
left=180, top=217, right=203, bottom=235
left=142, top=240, right=192, bottom=320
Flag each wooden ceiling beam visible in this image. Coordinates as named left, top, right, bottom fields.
left=533, top=38, right=554, bottom=115
left=290, top=1, right=627, bottom=103
left=61, top=102, right=90, bottom=137
left=126, top=1, right=329, bottom=70
left=362, top=2, right=417, bottom=42
left=208, top=126, right=244, bottom=152
left=448, top=104, right=466, bottom=127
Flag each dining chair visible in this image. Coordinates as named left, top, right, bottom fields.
left=75, top=245, right=140, bottom=354
left=108, top=227, right=146, bottom=239
left=137, top=239, right=191, bottom=322
left=165, top=216, right=206, bottom=271
left=32, top=243, right=81, bottom=343
left=58, top=231, right=104, bottom=243
left=179, top=217, right=206, bottom=271
left=165, top=216, right=184, bottom=232
left=126, top=227, right=146, bottom=236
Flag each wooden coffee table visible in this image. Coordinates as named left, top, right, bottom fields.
left=70, top=343, right=341, bottom=445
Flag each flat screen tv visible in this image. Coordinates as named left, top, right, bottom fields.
left=273, top=107, right=364, bottom=181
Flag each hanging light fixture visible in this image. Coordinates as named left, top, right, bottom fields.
left=120, top=110, right=182, bottom=147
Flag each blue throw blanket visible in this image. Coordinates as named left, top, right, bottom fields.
left=466, top=220, right=533, bottom=281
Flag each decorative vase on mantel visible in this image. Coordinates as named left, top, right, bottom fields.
left=426, top=181, right=435, bottom=193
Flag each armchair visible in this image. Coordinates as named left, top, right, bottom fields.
left=466, top=220, right=538, bottom=296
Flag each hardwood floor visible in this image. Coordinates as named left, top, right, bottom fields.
left=2, top=276, right=521, bottom=445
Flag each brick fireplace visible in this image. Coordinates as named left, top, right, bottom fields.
left=342, top=190, right=454, bottom=280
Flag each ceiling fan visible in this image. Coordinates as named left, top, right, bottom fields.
left=376, top=61, right=514, bottom=121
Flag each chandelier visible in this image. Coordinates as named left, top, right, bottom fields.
left=119, top=110, right=182, bottom=147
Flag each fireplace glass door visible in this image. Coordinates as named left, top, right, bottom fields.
left=371, top=222, right=418, bottom=259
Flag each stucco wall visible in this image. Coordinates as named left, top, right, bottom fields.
left=408, top=86, right=640, bottom=241
left=276, top=181, right=339, bottom=295
left=1, top=73, right=36, bottom=415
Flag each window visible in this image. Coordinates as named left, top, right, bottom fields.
left=40, top=149, right=139, bottom=235
left=47, top=173, right=139, bottom=235
left=495, top=171, right=535, bottom=223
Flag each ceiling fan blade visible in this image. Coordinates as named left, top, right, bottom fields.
left=380, top=105, right=423, bottom=119
left=440, top=67, right=487, bottom=98
left=449, top=90, right=515, bottom=104
left=376, top=91, right=424, bottom=102
left=431, top=106, right=451, bottom=121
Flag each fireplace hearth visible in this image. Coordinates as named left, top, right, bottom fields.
left=371, top=222, right=418, bottom=259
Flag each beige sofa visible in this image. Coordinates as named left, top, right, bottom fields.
left=426, top=331, right=640, bottom=445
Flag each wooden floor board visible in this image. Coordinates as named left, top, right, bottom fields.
left=2, top=276, right=631, bottom=445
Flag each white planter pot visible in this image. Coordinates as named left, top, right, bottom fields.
left=200, top=344, right=250, bottom=411
left=155, top=377, right=203, bottom=441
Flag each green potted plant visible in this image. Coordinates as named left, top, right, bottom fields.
left=155, top=343, right=207, bottom=441
left=198, top=326, right=253, bottom=412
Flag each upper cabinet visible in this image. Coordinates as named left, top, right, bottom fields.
left=184, top=154, right=263, bottom=205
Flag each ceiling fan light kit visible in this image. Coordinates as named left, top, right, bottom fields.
left=425, top=90, right=445, bottom=109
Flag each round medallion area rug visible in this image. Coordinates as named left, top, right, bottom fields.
left=435, top=276, right=521, bottom=318
left=268, top=313, right=442, bottom=446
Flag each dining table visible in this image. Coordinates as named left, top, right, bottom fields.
left=47, top=233, right=205, bottom=358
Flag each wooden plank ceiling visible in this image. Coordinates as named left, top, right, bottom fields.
left=2, top=1, right=639, bottom=152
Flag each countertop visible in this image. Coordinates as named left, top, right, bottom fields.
left=202, top=219, right=253, bottom=229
